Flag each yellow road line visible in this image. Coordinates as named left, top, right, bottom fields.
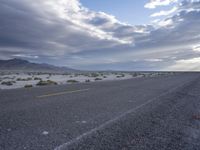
left=37, top=88, right=90, bottom=98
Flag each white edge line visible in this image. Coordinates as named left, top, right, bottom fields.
left=54, top=78, right=194, bottom=150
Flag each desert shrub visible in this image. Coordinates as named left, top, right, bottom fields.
left=17, top=78, right=32, bottom=81
left=34, top=77, right=42, bottom=80
left=85, top=79, right=90, bottom=82
left=3, top=77, right=13, bottom=80
left=141, top=74, right=146, bottom=77
left=95, top=78, right=102, bottom=81
left=36, top=80, right=57, bottom=86
left=24, top=84, right=33, bottom=88
left=116, top=74, right=125, bottom=78
left=91, top=73, right=99, bottom=78
left=17, top=78, right=22, bottom=81
left=117, top=75, right=123, bottom=78
left=84, top=73, right=90, bottom=77
left=74, top=74, right=79, bottom=77
left=1, top=81, right=15, bottom=86
left=67, top=80, right=79, bottom=83
left=27, top=77, right=32, bottom=80
left=132, top=73, right=138, bottom=77
left=62, top=73, right=70, bottom=76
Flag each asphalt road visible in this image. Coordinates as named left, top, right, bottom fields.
left=0, top=73, right=200, bottom=150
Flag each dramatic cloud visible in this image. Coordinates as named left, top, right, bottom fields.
left=145, top=0, right=178, bottom=9
left=0, top=0, right=200, bottom=70
left=0, top=0, right=150, bottom=62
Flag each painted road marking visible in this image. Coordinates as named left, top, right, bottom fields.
left=37, top=89, right=90, bottom=98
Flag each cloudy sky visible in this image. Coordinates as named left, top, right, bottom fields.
left=0, top=0, right=200, bottom=71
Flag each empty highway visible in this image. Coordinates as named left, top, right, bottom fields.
left=0, top=73, right=200, bottom=150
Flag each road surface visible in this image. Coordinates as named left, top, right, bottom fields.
left=0, top=73, right=200, bottom=150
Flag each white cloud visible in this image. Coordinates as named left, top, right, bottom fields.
left=150, top=7, right=178, bottom=17
left=12, top=54, right=39, bottom=59
left=165, top=57, right=200, bottom=71
left=157, top=19, right=174, bottom=27
left=193, top=44, right=200, bottom=52
left=43, top=0, right=131, bottom=44
left=144, top=59, right=163, bottom=62
left=151, top=19, right=161, bottom=24
left=145, top=0, right=178, bottom=9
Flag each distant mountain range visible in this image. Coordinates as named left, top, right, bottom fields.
left=0, top=58, right=77, bottom=73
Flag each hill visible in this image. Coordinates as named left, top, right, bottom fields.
left=0, top=58, right=77, bottom=73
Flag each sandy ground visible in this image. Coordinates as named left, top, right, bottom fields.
left=0, top=72, right=174, bottom=89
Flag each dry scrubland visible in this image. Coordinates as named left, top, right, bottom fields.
left=0, top=72, right=175, bottom=89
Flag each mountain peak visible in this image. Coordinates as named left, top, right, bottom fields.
left=0, top=58, right=77, bottom=73
left=9, top=58, right=29, bottom=63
